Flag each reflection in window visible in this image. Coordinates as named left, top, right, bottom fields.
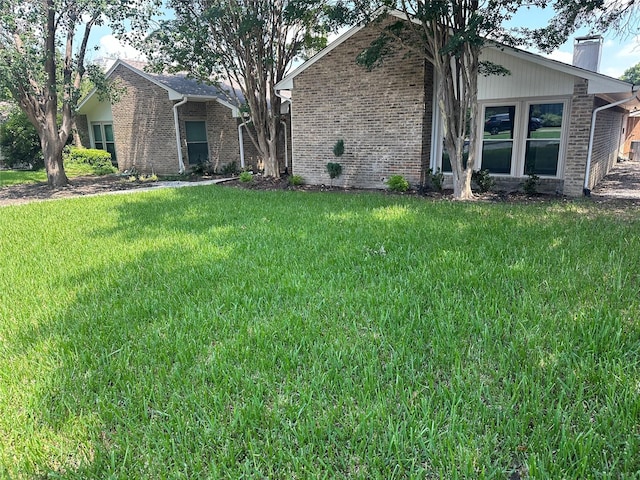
left=442, top=140, right=469, bottom=173
left=185, top=121, right=209, bottom=165
left=481, top=106, right=515, bottom=174
left=92, top=123, right=116, bottom=164
left=524, top=103, right=563, bottom=176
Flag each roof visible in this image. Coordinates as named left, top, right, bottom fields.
left=77, top=59, right=243, bottom=117
left=275, top=10, right=637, bottom=101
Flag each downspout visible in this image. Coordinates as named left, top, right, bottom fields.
left=238, top=118, right=250, bottom=169
left=275, top=89, right=292, bottom=174
left=583, top=91, right=638, bottom=195
left=173, top=96, right=188, bottom=174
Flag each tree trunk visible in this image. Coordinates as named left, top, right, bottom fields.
left=41, top=135, right=68, bottom=188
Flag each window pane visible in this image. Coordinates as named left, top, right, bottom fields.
left=525, top=140, right=559, bottom=176
left=104, top=124, right=114, bottom=142
left=187, top=143, right=209, bottom=164
left=483, top=106, right=516, bottom=139
left=106, top=143, right=117, bottom=164
left=481, top=141, right=513, bottom=174
left=442, top=140, right=469, bottom=173
left=185, top=121, right=207, bottom=142
left=95, top=142, right=104, bottom=150
left=92, top=124, right=103, bottom=142
left=528, top=103, right=563, bottom=139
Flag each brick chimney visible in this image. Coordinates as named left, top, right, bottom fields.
left=572, top=36, right=603, bottom=72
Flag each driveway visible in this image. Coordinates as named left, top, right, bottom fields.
left=591, top=159, right=640, bottom=200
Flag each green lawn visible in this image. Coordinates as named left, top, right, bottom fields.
left=0, top=163, right=98, bottom=187
left=1, top=187, right=639, bottom=478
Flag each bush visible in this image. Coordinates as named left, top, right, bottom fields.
left=191, top=161, right=215, bottom=176
left=387, top=175, right=409, bottom=192
left=523, top=172, right=540, bottom=195
left=429, top=168, right=444, bottom=192
left=0, top=107, right=42, bottom=170
left=64, top=147, right=116, bottom=175
left=472, top=169, right=495, bottom=193
left=221, top=161, right=239, bottom=175
left=326, top=162, right=342, bottom=179
left=333, top=139, right=345, bottom=158
left=289, top=175, right=304, bottom=186
left=239, top=171, right=253, bottom=183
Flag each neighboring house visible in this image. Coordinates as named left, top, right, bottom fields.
left=275, top=13, right=639, bottom=196
left=77, top=60, right=263, bottom=175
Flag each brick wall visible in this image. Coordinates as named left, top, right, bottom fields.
left=110, top=64, right=180, bottom=174
left=622, top=117, right=640, bottom=158
left=588, top=102, right=625, bottom=189
left=290, top=21, right=429, bottom=189
left=563, top=79, right=594, bottom=197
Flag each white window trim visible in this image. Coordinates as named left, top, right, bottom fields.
left=90, top=122, right=115, bottom=151
left=476, top=97, right=570, bottom=179
left=433, top=96, right=570, bottom=179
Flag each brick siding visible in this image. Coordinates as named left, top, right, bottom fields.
left=588, top=102, right=625, bottom=189
left=110, top=64, right=180, bottom=174
left=290, top=21, right=429, bottom=189
left=563, top=79, right=594, bottom=197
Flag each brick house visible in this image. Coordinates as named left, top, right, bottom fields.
left=275, top=13, right=639, bottom=196
left=77, top=60, right=262, bottom=175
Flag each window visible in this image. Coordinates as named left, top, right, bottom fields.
left=523, top=103, right=564, bottom=176
left=185, top=121, right=209, bottom=164
left=92, top=123, right=116, bottom=164
left=481, top=105, right=516, bottom=174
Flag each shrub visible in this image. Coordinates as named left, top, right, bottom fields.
left=64, top=147, right=116, bottom=175
left=472, top=169, right=495, bottom=193
left=387, top=175, right=409, bottom=192
left=326, top=162, right=342, bottom=179
left=333, top=139, right=345, bottom=158
left=239, top=171, right=253, bottom=183
left=289, top=175, right=304, bottom=186
left=221, top=161, right=239, bottom=175
left=429, top=168, right=444, bottom=192
left=523, top=172, right=540, bottom=195
left=191, top=161, right=215, bottom=176
left=0, top=107, right=42, bottom=170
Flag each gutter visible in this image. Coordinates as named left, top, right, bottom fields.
left=238, top=118, right=251, bottom=169
left=173, top=97, right=189, bottom=174
left=275, top=89, right=292, bottom=173
left=584, top=90, right=639, bottom=195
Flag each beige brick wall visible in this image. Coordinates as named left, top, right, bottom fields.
left=563, top=79, right=594, bottom=197
left=110, top=64, right=180, bottom=174
left=290, top=21, right=429, bottom=189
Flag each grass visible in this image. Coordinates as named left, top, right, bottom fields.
left=0, top=162, right=102, bottom=187
left=0, top=186, right=639, bottom=478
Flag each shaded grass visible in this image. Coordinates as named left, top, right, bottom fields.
left=0, top=187, right=639, bottom=478
left=0, top=163, right=97, bottom=187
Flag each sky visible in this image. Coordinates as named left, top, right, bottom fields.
left=87, top=5, right=640, bottom=80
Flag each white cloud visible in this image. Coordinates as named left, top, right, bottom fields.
left=95, top=34, right=146, bottom=61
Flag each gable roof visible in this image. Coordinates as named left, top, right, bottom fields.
left=275, top=10, right=636, bottom=99
left=78, top=59, right=243, bottom=117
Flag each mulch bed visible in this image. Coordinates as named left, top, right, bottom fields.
left=2, top=172, right=639, bottom=208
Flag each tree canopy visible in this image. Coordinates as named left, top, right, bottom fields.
left=621, top=62, right=640, bottom=84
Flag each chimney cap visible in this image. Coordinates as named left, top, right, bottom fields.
left=574, top=35, right=604, bottom=43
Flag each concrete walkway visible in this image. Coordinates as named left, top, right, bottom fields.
left=591, top=159, right=640, bottom=200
